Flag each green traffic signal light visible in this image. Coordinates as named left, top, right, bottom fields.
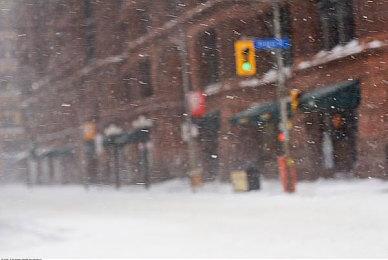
left=242, top=62, right=251, bottom=71
left=235, top=41, right=256, bottom=76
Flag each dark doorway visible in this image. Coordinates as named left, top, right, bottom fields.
left=196, top=111, right=220, bottom=181
left=318, top=108, right=357, bottom=173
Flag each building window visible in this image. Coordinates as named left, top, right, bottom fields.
left=160, top=46, right=183, bottom=98
left=167, top=0, right=178, bottom=19
left=280, top=4, right=293, bottom=67
left=119, top=76, right=133, bottom=103
left=1, top=110, right=22, bottom=128
left=120, top=0, right=128, bottom=9
left=136, top=5, right=150, bottom=36
left=199, top=28, right=220, bottom=87
left=317, top=0, right=355, bottom=50
left=84, top=0, right=95, bottom=61
left=139, top=59, right=152, bottom=98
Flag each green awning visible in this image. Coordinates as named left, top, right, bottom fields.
left=49, top=145, right=74, bottom=157
left=230, top=80, right=360, bottom=126
left=230, top=101, right=281, bottom=126
left=103, top=128, right=150, bottom=146
left=299, top=80, right=360, bottom=111
left=37, top=145, right=74, bottom=158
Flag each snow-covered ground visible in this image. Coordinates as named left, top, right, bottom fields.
left=1, top=178, right=388, bottom=258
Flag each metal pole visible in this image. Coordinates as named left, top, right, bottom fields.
left=271, top=0, right=293, bottom=193
left=113, top=146, right=120, bottom=189
left=178, top=22, right=198, bottom=189
left=143, top=143, right=150, bottom=189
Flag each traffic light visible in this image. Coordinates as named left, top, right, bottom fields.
left=278, top=132, right=285, bottom=142
left=83, top=121, right=96, bottom=141
left=290, top=89, right=301, bottom=112
left=332, top=114, right=342, bottom=129
left=235, top=41, right=256, bottom=76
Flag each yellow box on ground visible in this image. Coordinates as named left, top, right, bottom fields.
left=230, top=171, right=248, bottom=192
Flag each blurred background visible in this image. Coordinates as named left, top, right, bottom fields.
left=0, top=0, right=388, bottom=258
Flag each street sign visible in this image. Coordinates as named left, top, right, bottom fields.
left=254, top=38, right=290, bottom=50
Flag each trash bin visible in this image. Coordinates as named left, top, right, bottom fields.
left=246, top=166, right=260, bottom=191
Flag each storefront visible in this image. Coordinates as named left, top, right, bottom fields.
left=230, top=100, right=283, bottom=177
left=229, top=79, right=360, bottom=179
left=28, top=145, right=75, bottom=184
left=103, top=128, right=151, bottom=188
left=298, top=80, right=360, bottom=177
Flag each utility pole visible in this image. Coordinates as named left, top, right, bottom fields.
left=113, top=145, right=120, bottom=189
left=271, top=0, right=294, bottom=193
left=178, top=22, right=200, bottom=191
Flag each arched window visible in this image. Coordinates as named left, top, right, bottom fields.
left=198, top=28, right=220, bottom=87
left=139, top=59, right=152, bottom=98
left=317, top=0, right=355, bottom=50
left=119, top=76, right=134, bottom=104
left=135, top=4, right=150, bottom=36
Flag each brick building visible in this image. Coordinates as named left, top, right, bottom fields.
left=14, top=0, right=388, bottom=186
left=0, top=0, right=26, bottom=182
left=15, top=1, right=91, bottom=184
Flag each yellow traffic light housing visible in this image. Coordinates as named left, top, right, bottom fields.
left=235, top=41, right=256, bottom=76
left=290, top=89, right=301, bottom=112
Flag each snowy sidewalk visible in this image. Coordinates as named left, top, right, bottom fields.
left=1, top=178, right=388, bottom=258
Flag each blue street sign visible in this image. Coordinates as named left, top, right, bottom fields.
left=254, top=38, right=291, bottom=50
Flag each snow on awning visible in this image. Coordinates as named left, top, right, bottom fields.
left=36, top=145, right=74, bottom=158
left=2, top=151, right=29, bottom=164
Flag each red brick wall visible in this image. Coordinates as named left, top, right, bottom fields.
left=15, top=0, right=388, bottom=184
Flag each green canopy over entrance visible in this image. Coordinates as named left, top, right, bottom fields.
left=103, top=128, right=150, bottom=147
left=37, top=145, right=74, bottom=158
left=299, top=80, right=360, bottom=111
left=230, top=80, right=360, bottom=126
left=230, top=101, right=282, bottom=126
